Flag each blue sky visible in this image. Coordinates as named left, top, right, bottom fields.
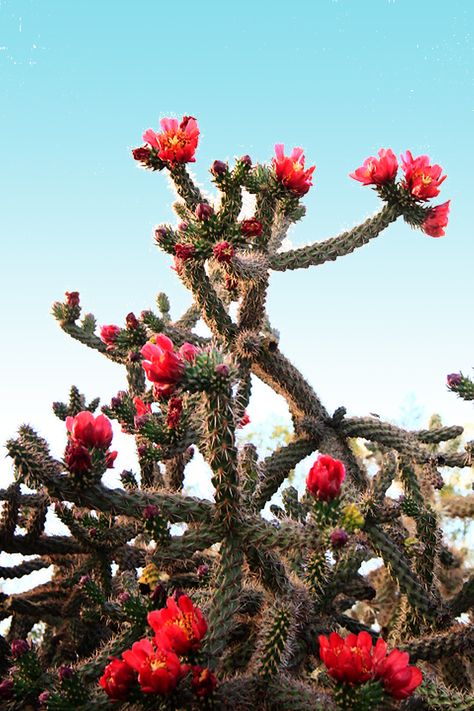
left=1, top=0, right=473, bottom=488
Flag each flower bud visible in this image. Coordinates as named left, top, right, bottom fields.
left=215, top=363, right=229, bottom=378
left=132, top=146, right=152, bottom=162
left=143, top=504, right=161, bottom=520
left=0, top=679, right=14, bottom=700
left=58, top=665, right=74, bottom=682
left=330, top=528, right=349, bottom=548
left=65, top=291, right=80, bottom=306
left=178, top=221, right=189, bottom=232
left=197, top=564, right=209, bottom=577
left=239, top=154, right=252, bottom=167
left=117, top=591, right=131, bottom=604
left=11, top=639, right=29, bottom=658
left=154, top=226, right=170, bottom=243
left=211, top=160, right=227, bottom=176
left=447, top=373, right=462, bottom=389
left=195, top=203, right=214, bottom=221
left=125, top=312, right=139, bottom=329
left=79, top=575, right=91, bottom=587
left=38, top=690, right=50, bottom=704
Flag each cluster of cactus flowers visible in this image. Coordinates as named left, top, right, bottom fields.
left=0, top=113, right=473, bottom=711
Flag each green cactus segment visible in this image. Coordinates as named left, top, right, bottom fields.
left=258, top=606, right=292, bottom=678
left=416, top=678, right=474, bottom=710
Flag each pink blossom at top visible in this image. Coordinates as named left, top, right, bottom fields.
left=143, top=116, right=199, bottom=164
left=400, top=150, right=446, bottom=200
left=66, top=411, right=113, bottom=450
left=421, top=200, right=450, bottom=238
left=272, top=144, right=315, bottom=196
left=350, top=148, right=398, bottom=186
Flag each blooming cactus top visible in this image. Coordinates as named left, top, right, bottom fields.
left=272, top=144, right=315, bottom=196
left=143, top=116, right=199, bottom=164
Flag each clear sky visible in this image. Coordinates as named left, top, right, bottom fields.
left=1, top=0, right=473, bottom=490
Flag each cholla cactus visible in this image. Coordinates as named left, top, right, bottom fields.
left=1, top=114, right=472, bottom=711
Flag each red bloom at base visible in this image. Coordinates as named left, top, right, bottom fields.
left=143, top=116, right=199, bottom=164
left=148, top=594, right=208, bottom=655
left=319, top=632, right=422, bottom=700
left=350, top=148, right=398, bottom=186
left=306, top=454, right=346, bottom=501
left=99, top=658, right=136, bottom=700
left=272, top=144, right=315, bottom=196
left=374, top=645, right=423, bottom=700
left=66, top=411, right=113, bottom=450
left=421, top=200, right=450, bottom=237
left=400, top=150, right=446, bottom=201
left=122, top=638, right=181, bottom=695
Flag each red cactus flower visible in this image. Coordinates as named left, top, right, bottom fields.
left=306, top=454, right=346, bottom=501
left=319, top=631, right=375, bottom=685
left=373, top=642, right=423, bottom=700
left=143, top=116, right=199, bottom=164
left=191, top=666, right=217, bottom=698
left=400, top=150, right=446, bottom=201
left=100, top=324, right=121, bottom=346
left=350, top=148, right=398, bottom=186
left=421, top=200, right=450, bottom=237
left=122, top=638, right=181, bottom=695
left=66, top=411, right=113, bottom=450
left=65, top=291, right=80, bottom=306
left=213, top=241, right=235, bottom=263
left=99, top=658, right=136, bottom=700
left=141, top=337, right=198, bottom=398
left=272, top=144, right=315, bottom=196
left=148, top=594, right=208, bottom=655
left=167, top=396, right=183, bottom=429
left=241, top=218, right=263, bottom=237
left=141, top=335, right=186, bottom=397
left=105, top=450, right=118, bottom=468
left=238, top=411, right=251, bottom=428
left=133, top=396, right=152, bottom=417
left=174, top=243, right=196, bottom=260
